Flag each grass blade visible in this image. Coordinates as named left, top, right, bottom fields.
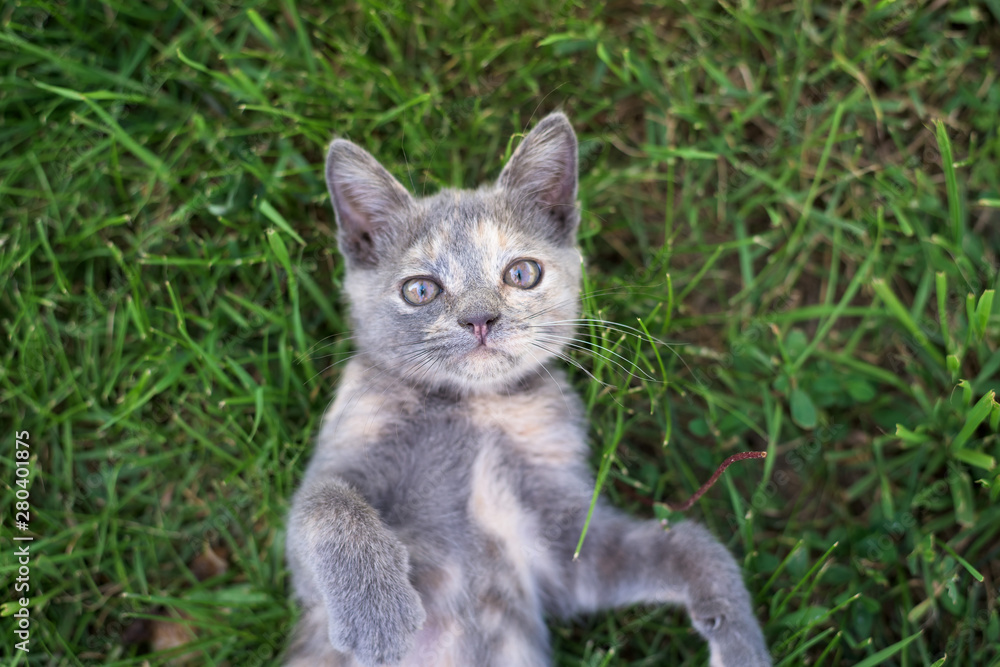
left=935, top=120, right=963, bottom=247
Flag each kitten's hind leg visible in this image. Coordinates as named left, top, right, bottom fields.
left=555, top=507, right=771, bottom=667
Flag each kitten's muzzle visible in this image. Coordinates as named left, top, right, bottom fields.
left=458, top=312, right=499, bottom=345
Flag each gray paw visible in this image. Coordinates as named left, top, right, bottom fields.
left=691, top=599, right=771, bottom=667
left=327, top=575, right=425, bottom=666
left=319, top=533, right=427, bottom=666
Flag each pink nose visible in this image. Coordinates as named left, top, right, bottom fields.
left=459, top=313, right=499, bottom=344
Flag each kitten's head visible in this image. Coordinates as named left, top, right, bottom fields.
left=325, top=112, right=582, bottom=395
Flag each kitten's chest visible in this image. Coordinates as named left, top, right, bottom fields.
left=460, top=382, right=587, bottom=592
left=466, top=379, right=587, bottom=467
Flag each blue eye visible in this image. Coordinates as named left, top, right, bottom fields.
left=401, top=277, right=442, bottom=305
left=504, top=259, right=542, bottom=289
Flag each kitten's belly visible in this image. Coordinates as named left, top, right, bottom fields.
left=400, top=613, right=547, bottom=667
left=400, top=619, right=463, bottom=667
left=392, top=440, right=553, bottom=666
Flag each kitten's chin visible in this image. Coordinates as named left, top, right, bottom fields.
left=431, top=347, right=550, bottom=396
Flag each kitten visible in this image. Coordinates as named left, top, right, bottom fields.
left=284, top=112, right=771, bottom=666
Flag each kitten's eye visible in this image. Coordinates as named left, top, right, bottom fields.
left=504, top=259, right=542, bottom=289
left=401, top=277, right=442, bottom=306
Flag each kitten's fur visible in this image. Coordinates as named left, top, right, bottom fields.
left=285, top=113, right=771, bottom=666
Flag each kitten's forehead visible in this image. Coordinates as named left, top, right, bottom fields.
left=404, top=219, right=511, bottom=286
left=399, top=191, right=525, bottom=283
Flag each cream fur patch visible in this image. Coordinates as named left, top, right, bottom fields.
left=468, top=444, right=540, bottom=602
left=468, top=380, right=586, bottom=467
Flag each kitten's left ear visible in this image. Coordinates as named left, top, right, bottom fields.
left=498, top=112, right=579, bottom=244
left=325, top=139, right=415, bottom=268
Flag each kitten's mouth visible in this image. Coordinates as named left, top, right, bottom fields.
left=461, top=341, right=516, bottom=366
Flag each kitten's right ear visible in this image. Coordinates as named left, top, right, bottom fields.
left=497, top=112, right=579, bottom=245
left=325, top=139, right=415, bottom=267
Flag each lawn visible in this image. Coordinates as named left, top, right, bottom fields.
left=1, top=1, right=999, bottom=665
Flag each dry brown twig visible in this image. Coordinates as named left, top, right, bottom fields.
left=666, top=451, right=768, bottom=512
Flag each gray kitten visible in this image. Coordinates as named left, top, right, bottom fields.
left=284, top=113, right=771, bottom=666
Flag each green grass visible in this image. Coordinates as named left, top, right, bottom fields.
left=2, top=1, right=999, bottom=665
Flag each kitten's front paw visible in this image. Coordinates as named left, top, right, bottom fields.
left=327, top=578, right=425, bottom=666
left=691, top=599, right=771, bottom=667
left=323, top=541, right=426, bottom=666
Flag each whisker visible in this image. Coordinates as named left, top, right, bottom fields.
left=525, top=282, right=670, bottom=321
left=523, top=346, right=568, bottom=407
left=530, top=342, right=625, bottom=408
left=303, top=336, right=434, bottom=365
left=360, top=352, right=439, bottom=436
left=294, top=332, right=356, bottom=365
left=530, top=341, right=615, bottom=390
left=306, top=346, right=432, bottom=388
left=531, top=319, right=694, bottom=376
left=529, top=316, right=702, bottom=387
left=529, top=318, right=684, bottom=349
left=532, top=333, right=659, bottom=383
